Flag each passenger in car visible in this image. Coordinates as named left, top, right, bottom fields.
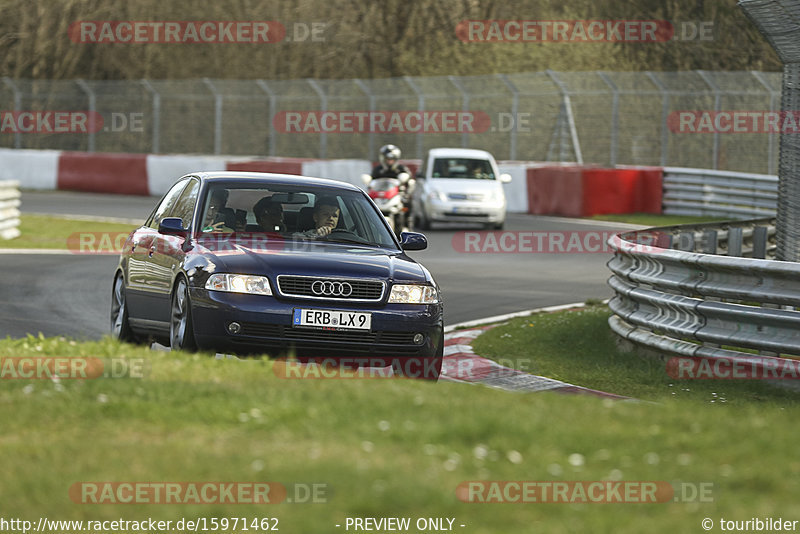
left=253, top=196, right=286, bottom=232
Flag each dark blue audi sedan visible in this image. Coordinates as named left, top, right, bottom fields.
left=111, top=172, right=444, bottom=379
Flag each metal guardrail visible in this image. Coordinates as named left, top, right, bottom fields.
left=0, top=180, right=20, bottom=240
left=607, top=218, right=800, bottom=362
left=662, top=167, right=778, bottom=219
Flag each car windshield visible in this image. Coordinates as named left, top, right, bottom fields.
left=198, top=183, right=398, bottom=248
left=431, top=158, right=495, bottom=180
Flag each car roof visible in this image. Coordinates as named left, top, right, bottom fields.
left=190, top=171, right=362, bottom=192
left=427, top=148, right=495, bottom=159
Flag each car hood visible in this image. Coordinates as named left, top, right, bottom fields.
left=193, top=239, right=430, bottom=284
left=426, top=178, right=503, bottom=196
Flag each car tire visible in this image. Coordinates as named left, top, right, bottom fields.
left=110, top=272, right=141, bottom=344
left=170, top=277, right=197, bottom=352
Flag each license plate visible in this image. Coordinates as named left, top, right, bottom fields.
left=293, top=309, right=372, bottom=331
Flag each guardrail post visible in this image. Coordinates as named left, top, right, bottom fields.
left=678, top=232, right=695, bottom=252
left=701, top=230, right=718, bottom=254
left=753, top=226, right=769, bottom=259
left=728, top=227, right=743, bottom=257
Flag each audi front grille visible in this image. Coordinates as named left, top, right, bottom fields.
left=276, top=275, right=385, bottom=301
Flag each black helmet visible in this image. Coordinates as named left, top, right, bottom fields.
left=379, top=144, right=401, bottom=167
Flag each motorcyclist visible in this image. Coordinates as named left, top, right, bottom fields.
left=370, top=144, right=415, bottom=231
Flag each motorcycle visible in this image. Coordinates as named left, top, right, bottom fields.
left=362, top=172, right=412, bottom=238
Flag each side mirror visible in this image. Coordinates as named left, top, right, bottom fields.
left=361, top=173, right=372, bottom=186
left=158, top=217, right=188, bottom=236
left=500, top=173, right=512, bottom=184
left=399, top=231, right=427, bottom=251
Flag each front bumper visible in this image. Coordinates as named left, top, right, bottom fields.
left=189, top=288, right=444, bottom=360
left=425, top=199, right=505, bottom=224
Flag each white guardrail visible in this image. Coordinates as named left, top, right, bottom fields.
left=662, top=167, right=778, bottom=219
left=607, top=217, right=800, bottom=364
left=0, top=180, right=21, bottom=240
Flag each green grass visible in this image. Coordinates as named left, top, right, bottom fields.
left=0, top=214, right=137, bottom=249
left=591, top=213, right=730, bottom=227
left=2, top=331, right=800, bottom=533
left=471, top=304, right=798, bottom=404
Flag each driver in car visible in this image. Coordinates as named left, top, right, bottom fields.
left=297, top=196, right=340, bottom=239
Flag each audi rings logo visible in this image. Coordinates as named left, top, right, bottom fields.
left=311, top=280, right=353, bottom=297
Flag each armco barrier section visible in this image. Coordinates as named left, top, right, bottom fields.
left=526, top=165, right=663, bottom=217
left=607, top=218, right=800, bottom=366
left=0, top=180, right=21, bottom=240
left=662, top=167, right=778, bottom=219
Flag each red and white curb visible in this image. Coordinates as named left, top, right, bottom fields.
left=441, top=325, right=628, bottom=399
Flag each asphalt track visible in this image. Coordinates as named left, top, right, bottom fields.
left=0, top=190, right=639, bottom=340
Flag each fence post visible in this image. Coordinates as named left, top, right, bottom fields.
left=140, top=79, right=161, bottom=154
left=404, top=76, right=425, bottom=160
left=598, top=72, right=619, bottom=167
left=751, top=70, right=779, bottom=176
left=2, top=78, right=22, bottom=149
left=75, top=79, right=96, bottom=152
left=697, top=70, right=721, bottom=170
left=448, top=75, right=470, bottom=150
left=645, top=72, right=669, bottom=167
left=306, top=79, right=327, bottom=159
left=497, top=74, right=519, bottom=160
left=255, top=80, right=277, bottom=157
left=203, top=78, right=223, bottom=155
left=354, top=79, right=375, bottom=160
left=545, top=70, right=583, bottom=164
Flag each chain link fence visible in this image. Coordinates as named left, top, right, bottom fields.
left=0, top=70, right=783, bottom=174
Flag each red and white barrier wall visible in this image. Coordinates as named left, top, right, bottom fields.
left=0, top=148, right=664, bottom=216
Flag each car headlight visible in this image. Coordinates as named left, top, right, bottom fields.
left=205, top=274, right=272, bottom=295
left=427, top=190, right=447, bottom=202
left=389, top=284, right=439, bottom=304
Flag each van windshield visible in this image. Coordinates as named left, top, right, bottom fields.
left=431, top=158, right=495, bottom=180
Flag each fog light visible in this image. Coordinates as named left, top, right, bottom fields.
left=228, top=322, right=241, bottom=334
left=413, top=333, right=425, bottom=345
